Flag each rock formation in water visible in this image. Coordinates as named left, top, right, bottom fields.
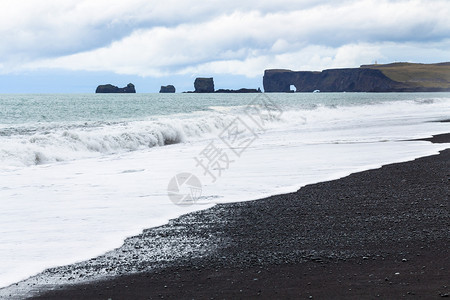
left=190, top=77, right=261, bottom=93
left=194, top=78, right=215, bottom=93
left=159, top=85, right=176, bottom=93
left=263, top=69, right=402, bottom=92
left=263, top=63, right=450, bottom=92
left=215, top=88, right=262, bottom=93
left=95, top=83, right=136, bottom=93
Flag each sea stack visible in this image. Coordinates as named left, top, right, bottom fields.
left=194, top=78, right=215, bottom=93
left=159, top=85, right=176, bottom=93
left=96, top=83, right=136, bottom=93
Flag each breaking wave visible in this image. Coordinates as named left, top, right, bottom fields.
left=0, top=112, right=264, bottom=167
left=1, top=97, right=448, bottom=167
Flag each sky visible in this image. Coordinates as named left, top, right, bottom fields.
left=0, top=0, right=449, bottom=93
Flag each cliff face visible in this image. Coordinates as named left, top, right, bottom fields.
left=361, top=62, right=450, bottom=91
left=96, top=83, right=136, bottom=93
left=263, top=63, right=450, bottom=92
left=263, top=68, right=402, bottom=92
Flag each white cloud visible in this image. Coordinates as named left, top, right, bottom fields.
left=2, top=0, right=450, bottom=77
left=177, top=43, right=381, bottom=77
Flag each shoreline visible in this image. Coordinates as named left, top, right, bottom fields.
left=2, top=134, right=449, bottom=299
left=412, top=132, right=450, bottom=143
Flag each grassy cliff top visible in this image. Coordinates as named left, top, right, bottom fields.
left=360, top=62, right=450, bottom=89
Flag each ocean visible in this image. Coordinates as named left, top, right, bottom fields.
left=0, top=92, right=449, bottom=288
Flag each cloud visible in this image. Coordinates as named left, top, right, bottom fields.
left=0, top=0, right=331, bottom=60
left=2, top=0, right=450, bottom=77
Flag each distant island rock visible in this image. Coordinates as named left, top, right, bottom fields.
left=159, top=85, right=176, bottom=93
left=194, top=78, right=215, bottom=93
left=263, top=62, right=450, bottom=92
left=96, top=83, right=136, bottom=93
left=215, top=88, right=262, bottom=93
left=189, top=77, right=261, bottom=93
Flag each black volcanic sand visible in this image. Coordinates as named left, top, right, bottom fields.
left=414, top=133, right=450, bottom=144
left=32, top=136, right=449, bottom=299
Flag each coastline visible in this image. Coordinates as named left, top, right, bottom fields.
left=2, top=134, right=449, bottom=299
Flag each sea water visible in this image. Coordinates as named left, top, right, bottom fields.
left=0, top=93, right=449, bottom=288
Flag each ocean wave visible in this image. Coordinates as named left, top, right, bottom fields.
left=1, top=97, right=448, bottom=167
left=0, top=113, right=253, bottom=167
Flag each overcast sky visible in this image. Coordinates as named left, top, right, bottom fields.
left=1, top=0, right=449, bottom=92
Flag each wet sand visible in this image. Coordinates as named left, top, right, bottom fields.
left=25, top=134, right=450, bottom=299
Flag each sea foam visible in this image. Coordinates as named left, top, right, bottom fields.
left=0, top=94, right=449, bottom=291
left=1, top=98, right=448, bottom=168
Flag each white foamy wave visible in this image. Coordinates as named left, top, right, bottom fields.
left=1, top=93, right=449, bottom=292
left=1, top=97, right=448, bottom=168
left=0, top=113, right=255, bottom=167
left=279, top=97, right=450, bottom=129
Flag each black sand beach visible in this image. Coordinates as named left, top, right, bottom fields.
left=25, top=134, right=449, bottom=299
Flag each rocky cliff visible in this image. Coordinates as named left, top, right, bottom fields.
left=263, top=68, right=403, bottom=92
left=263, top=63, right=450, bottom=92
left=361, top=62, right=450, bottom=91
left=96, top=83, right=136, bottom=93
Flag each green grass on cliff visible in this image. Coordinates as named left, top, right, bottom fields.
left=361, top=62, right=450, bottom=88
